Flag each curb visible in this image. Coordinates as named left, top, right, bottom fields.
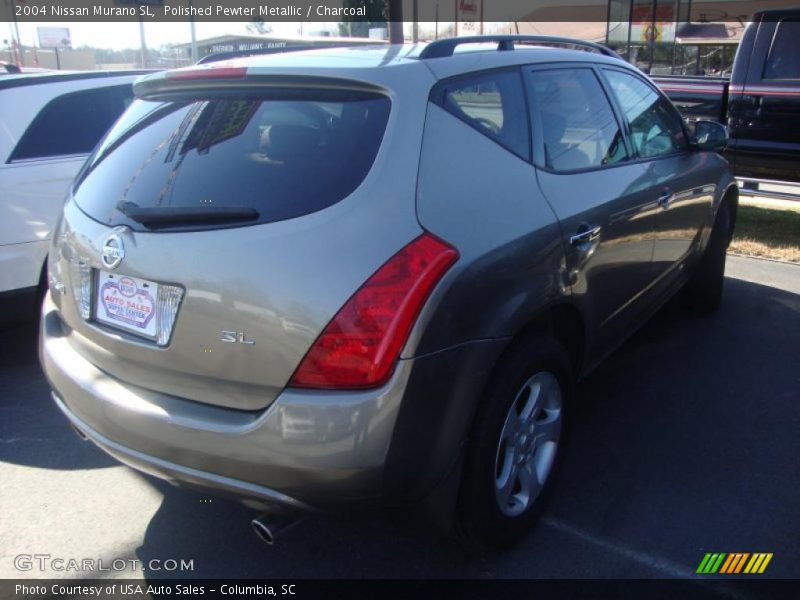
left=728, top=252, right=800, bottom=267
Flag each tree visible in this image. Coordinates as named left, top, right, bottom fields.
left=246, top=20, right=272, bottom=35
left=337, top=0, right=387, bottom=38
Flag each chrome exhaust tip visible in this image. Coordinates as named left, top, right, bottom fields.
left=251, top=514, right=300, bottom=545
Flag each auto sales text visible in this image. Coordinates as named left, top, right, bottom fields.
left=16, top=584, right=298, bottom=596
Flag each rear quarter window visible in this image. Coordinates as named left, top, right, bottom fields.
left=435, top=69, right=530, bottom=161
left=73, top=89, right=391, bottom=231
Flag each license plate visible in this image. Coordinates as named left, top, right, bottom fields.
left=95, top=271, right=159, bottom=339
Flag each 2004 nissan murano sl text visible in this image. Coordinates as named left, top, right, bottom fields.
left=41, top=36, right=736, bottom=549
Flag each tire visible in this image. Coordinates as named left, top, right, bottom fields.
left=683, top=202, right=731, bottom=314
left=455, top=336, right=573, bottom=550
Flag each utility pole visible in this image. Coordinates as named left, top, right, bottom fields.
left=387, top=0, right=403, bottom=43
left=189, top=0, right=197, bottom=63
left=9, top=0, right=22, bottom=67
left=138, top=15, right=148, bottom=68
left=412, top=0, right=418, bottom=43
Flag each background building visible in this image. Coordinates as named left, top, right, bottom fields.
left=508, top=0, right=798, bottom=75
left=3, top=0, right=796, bottom=74
left=172, top=34, right=380, bottom=63
left=605, top=0, right=743, bottom=75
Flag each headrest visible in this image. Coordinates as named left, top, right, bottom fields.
left=260, top=125, right=321, bottom=163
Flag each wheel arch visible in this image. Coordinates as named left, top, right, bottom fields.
left=720, top=183, right=739, bottom=246
left=383, top=301, right=587, bottom=507
left=501, top=301, right=588, bottom=377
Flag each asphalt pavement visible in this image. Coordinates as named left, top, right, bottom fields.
left=1, top=255, right=798, bottom=583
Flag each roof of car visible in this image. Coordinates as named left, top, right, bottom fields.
left=135, top=42, right=629, bottom=97
left=208, top=42, right=625, bottom=72
left=416, top=44, right=627, bottom=79
left=220, top=44, right=423, bottom=70
left=0, top=70, right=152, bottom=92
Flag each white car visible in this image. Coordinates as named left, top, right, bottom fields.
left=0, top=71, right=144, bottom=325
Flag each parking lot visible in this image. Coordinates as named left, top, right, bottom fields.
left=1, top=255, right=798, bottom=581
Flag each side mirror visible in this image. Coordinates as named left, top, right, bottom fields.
left=692, top=120, right=728, bottom=151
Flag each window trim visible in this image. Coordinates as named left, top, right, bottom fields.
left=524, top=62, right=634, bottom=175
left=599, top=66, right=693, bottom=164
left=429, top=66, right=532, bottom=163
left=7, top=84, right=131, bottom=164
left=5, top=152, right=94, bottom=166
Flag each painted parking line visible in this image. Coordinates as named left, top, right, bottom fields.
left=541, top=517, right=755, bottom=599
left=542, top=516, right=696, bottom=578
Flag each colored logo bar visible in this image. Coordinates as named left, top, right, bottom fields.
left=697, top=553, right=773, bottom=574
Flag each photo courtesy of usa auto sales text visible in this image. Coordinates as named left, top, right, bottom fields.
left=15, top=584, right=299, bottom=597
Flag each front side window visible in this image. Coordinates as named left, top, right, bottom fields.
left=10, top=85, right=132, bottom=161
left=438, top=70, right=530, bottom=160
left=764, top=18, right=800, bottom=80
left=602, top=69, right=688, bottom=159
left=527, top=68, right=628, bottom=171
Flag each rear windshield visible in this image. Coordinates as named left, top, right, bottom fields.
left=73, top=89, right=391, bottom=231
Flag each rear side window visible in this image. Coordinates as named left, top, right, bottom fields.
left=764, top=18, right=800, bottom=80
left=438, top=70, right=530, bottom=160
left=528, top=68, right=628, bottom=171
left=10, top=85, right=132, bottom=161
left=602, top=69, right=688, bottom=159
left=73, top=90, right=391, bottom=231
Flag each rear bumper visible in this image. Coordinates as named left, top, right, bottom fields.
left=40, top=294, right=505, bottom=512
left=51, top=392, right=314, bottom=513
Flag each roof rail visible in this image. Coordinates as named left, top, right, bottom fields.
left=418, top=35, right=621, bottom=60
left=197, top=43, right=366, bottom=65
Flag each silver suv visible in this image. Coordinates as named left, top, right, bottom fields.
left=41, top=37, right=736, bottom=549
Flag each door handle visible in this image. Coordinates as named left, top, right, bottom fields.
left=570, top=225, right=602, bottom=247
left=657, top=190, right=674, bottom=209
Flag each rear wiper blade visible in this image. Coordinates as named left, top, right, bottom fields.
left=118, top=203, right=259, bottom=227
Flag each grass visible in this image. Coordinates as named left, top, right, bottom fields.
left=730, top=203, right=800, bottom=263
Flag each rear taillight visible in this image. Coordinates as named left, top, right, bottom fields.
left=289, top=233, right=459, bottom=389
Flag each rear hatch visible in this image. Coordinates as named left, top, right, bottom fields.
left=53, top=66, right=428, bottom=411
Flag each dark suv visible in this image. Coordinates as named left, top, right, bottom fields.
left=41, top=37, right=736, bottom=549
